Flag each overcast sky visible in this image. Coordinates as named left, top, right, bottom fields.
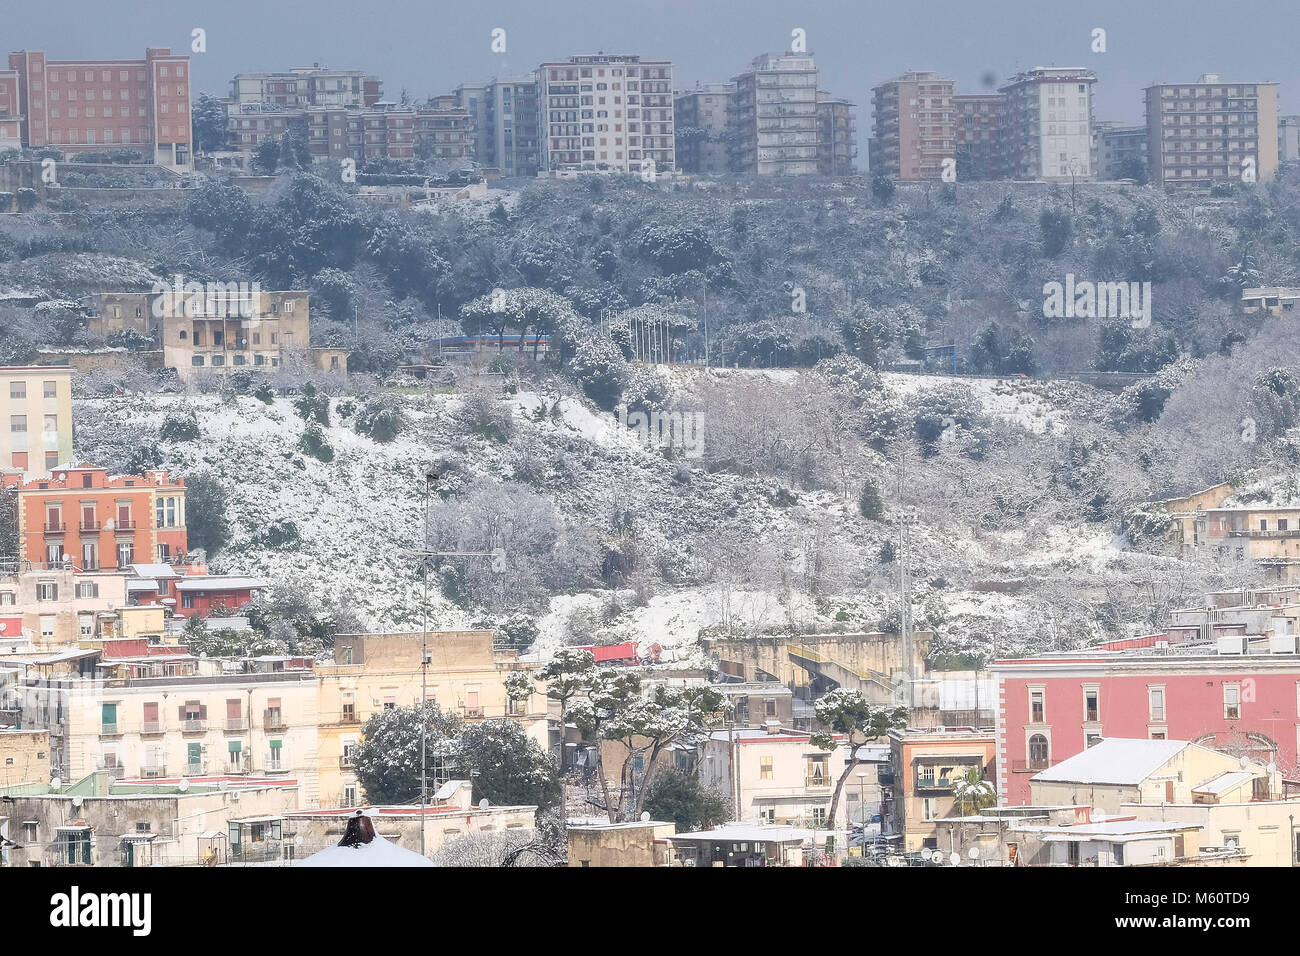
left=7, top=0, right=1300, bottom=125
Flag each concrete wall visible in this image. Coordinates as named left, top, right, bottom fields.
left=568, top=822, right=676, bottom=866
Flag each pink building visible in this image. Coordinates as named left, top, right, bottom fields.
left=992, top=647, right=1300, bottom=806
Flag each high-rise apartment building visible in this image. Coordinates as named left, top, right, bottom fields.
left=229, top=65, right=381, bottom=108
left=1093, top=121, right=1148, bottom=181
left=729, top=52, right=819, bottom=176
left=997, top=67, right=1096, bottom=181
left=1280, top=115, right=1300, bottom=163
left=454, top=77, right=540, bottom=177
left=953, top=92, right=1003, bottom=181
left=536, top=54, right=674, bottom=175
left=7, top=48, right=192, bottom=170
left=816, top=91, right=857, bottom=175
left=673, top=83, right=733, bottom=175
left=1144, top=74, right=1279, bottom=185
left=870, top=72, right=954, bottom=181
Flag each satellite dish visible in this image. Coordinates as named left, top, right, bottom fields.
left=949, top=851, right=961, bottom=866
left=640, top=811, right=650, bottom=823
left=968, top=846, right=980, bottom=860
left=50, top=777, right=61, bottom=789
left=178, top=778, right=190, bottom=792
left=931, top=850, right=944, bottom=864
left=478, top=798, right=489, bottom=811
left=71, top=795, right=83, bottom=809
left=1268, top=762, right=1278, bottom=774
left=1240, top=756, right=1251, bottom=768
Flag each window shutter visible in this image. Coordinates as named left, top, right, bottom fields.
left=178, top=705, right=186, bottom=720
left=199, top=704, right=208, bottom=719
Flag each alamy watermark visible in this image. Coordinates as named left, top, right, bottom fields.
left=1042, top=274, right=1152, bottom=328
left=616, top=405, right=705, bottom=458
left=150, top=276, right=263, bottom=319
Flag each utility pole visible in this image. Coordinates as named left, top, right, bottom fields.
left=897, top=446, right=914, bottom=710
left=420, top=472, right=430, bottom=858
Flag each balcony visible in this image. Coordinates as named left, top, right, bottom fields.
left=114, top=520, right=137, bottom=532
left=183, top=762, right=205, bottom=776
left=340, top=711, right=360, bottom=725
left=99, top=723, right=120, bottom=737
left=463, top=707, right=484, bottom=718
left=263, top=710, right=287, bottom=731
left=141, top=764, right=168, bottom=779
left=43, top=521, right=66, bottom=534
left=141, top=721, right=164, bottom=736
left=915, top=776, right=956, bottom=791
left=181, top=719, right=207, bottom=734
left=339, top=755, right=355, bottom=769
left=1011, top=760, right=1052, bottom=773
left=97, top=764, right=126, bottom=780
left=79, top=520, right=101, bottom=532
left=805, top=775, right=832, bottom=790
left=225, top=717, right=249, bottom=732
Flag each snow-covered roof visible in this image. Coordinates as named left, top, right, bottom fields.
left=667, top=824, right=814, bottom=844
left=130, top=563, right=180, bottom=579
left=126, top=580, right=159, bottom=592
left=1192, top=770, right=1255, bottom=796
left=297, top=832, right=434, bottom=867
left=1015, top=820, right=1202, bottom=842
left=1031, top=738, right=1191, bottom=786
left=175, top=576, right=268, bottom=592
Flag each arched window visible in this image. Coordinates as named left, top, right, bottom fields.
left=178, top=329, right=187, bottom=340
left=1029, top=734, right=1049, bottom=769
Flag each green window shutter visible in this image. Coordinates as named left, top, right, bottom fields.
left=228, top=740, right=241, bottom=754
left=270, top=740, right=282, bottom=750
left=101, top=703, right=116, bottom=723
left=188, top=743, right=201, bottom=761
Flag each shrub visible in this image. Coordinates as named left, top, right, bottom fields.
left=159, top=408, right=200, bottom=442
left=353, top=395, right=405, bottom=443
left=299, top=422, right=335, bottom=462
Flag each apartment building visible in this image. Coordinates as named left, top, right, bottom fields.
left=0, top=776, right=302, bottom=867
left=1145, top=74, right=1279, bottom=185
left=886, top=727, right=997, bottom=851
left=1280, top=115, right=1300, bottom=163
left=0, top=567, right=130, bottom=649
left=86, top=289, right=347, bottom=382
left=1241, top=286, right=1300, bottom=316
left=673, top=83, right=733, bottom=174
left=698, top=726, right=849, bottom=829
left=1, top=464, right=186, bottom=571
left=992, top=638, right=1300, bottom=807
left=229, top=65, right=381, bottom=108
left=316, top=631, right=548, bottom=808
left=870, top=72, right=955, bottom=181
left=729, top=52, right=819, bottom=176
left=0, top=68, right=23, bottom=150
left=1157, top=482, right=1300, bottom=583
left=35, top=668, right=320, bottom=800
left=0, top=727, right=49, bottom=787
left=816, top=92, right=856, bottom=175
left=953, top=92, right=1003, bottom=181
left=7, top=48, right=192, bottom=170
left=998, top=67, right=1095, bottom=181
left=454, top=77, right=540, bottom=177
left=0, top=366, right=73, bottom=478
left=537, top=53, right=675, bottom=175
left=1093, top=121, right=1148, bottom=180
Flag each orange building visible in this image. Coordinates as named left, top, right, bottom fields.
left=2, top=464, right=186, bottom=571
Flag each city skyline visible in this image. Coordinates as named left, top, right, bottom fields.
left=5, top=0, right=1300, bottom=128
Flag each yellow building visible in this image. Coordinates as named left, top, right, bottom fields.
left=0, top=728, right=50, bottom=787
left=0, top=366, right=74, bottom=478
left=316, top=631, right=549, bottom=808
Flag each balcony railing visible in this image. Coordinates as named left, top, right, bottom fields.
left=916, top=776, right=955, bottom=790
left=263, top=710, right=287, bottom=731
left=44, top=521, right=66, bottom=533
left=182, top=719, right=207, bottom=733
left=340, top=711, right=360, bottom=725
left=141, top=721, right=164, bottom=736
left=99, top=723, right=120, bottom=736
left=141, top=765, right=167, bottom=779
left=183, top=762, right=205, bottom=776
left=805, top=775, right=832, bottom=790
left=97, top=765, right=126, bottom=780
left=114, top=520, right=137, bottom=532
left=79, top=521, right=101, bottom=532
left=339, top=756, right=355, bottom=769
left=463, top=707, right=484, bottom=718
left=225, top=718, right=249, bottom=731
left=1011, top=760, right=1052, bottom=773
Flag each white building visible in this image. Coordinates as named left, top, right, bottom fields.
left=998, top=67, right=1096, bottom=181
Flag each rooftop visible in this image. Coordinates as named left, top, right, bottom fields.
left=1031, top=738, right=1191, bottom=786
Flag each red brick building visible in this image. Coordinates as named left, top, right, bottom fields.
left=7, top=48, right=192, bottom=169
left=2, top=464, right=187, bottom=571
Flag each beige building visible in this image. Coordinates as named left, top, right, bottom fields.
left=1131, top=797, right=1300, bottom=866
left=1029, top=737, right=1280, bottom=814
left=1241, top=286, right=1300, bottom=316
left=42, top=670, right=320, bottom=801
left=729, top=53, right=819, bottom=176
left=0, top=774, right=301, bottom=867
left=699, top=727, right=848, bottom=829
left=86, top=289, right=347, bottom=382
left=1157, top=483, right=1300, bottom=583
left=1145, top=75, right=1279, bottom=185
left=871, top=72, right=955, bottom=182
left=316, top=631, right=549, bottom=808
left=887, top=727, right=997, bottom=851
left=0, top=728, right=50, bottom=786
left=673, top=83, right=733, bottom=175
left=0, top=366, right=74, bottom=478
left=0, top=568, right=130, bottom=650
left=568, top=820, right=676, bottom=866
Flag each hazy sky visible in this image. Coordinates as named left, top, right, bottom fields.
left=7, top=0, right=1300, bottom=125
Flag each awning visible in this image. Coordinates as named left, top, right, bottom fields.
left=55, top=825, right=90, bottom=831
left=120, top=833, right=156, bottom=842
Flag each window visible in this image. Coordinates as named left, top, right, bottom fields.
left=1029, top=689, right=1045, bottom=723
left=764, top=698, right=777, bottom=718
left=9, top=382, right=25, bottom=399
left=810, top=806, right=828, bottom=827
left=36, top=581, right=57, bottom=601
left=75, top=581, right=98, bottom=599
left=10, top=415, right=25, bottom=433
left=1149, top=687, right=1166, bottom=723
left=117, top=542, right=134, bottom=567
left=1224, top=683, right=1241, bottom=720
left=1084, top=687, right=1099, bottom=723
left=760, top=755, right=773, bottom=780
left=1028, top=734, right=1049, bottom=769
left=806, top=755, right=829, bottom=787
left=0, top=592, right=13, bottom=605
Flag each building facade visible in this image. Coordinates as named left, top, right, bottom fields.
left=953, top=92, right=1003, bottom=181
left=1093, top=121, right=1149, bottom=180
left=0, top=366, right=74, bottom=478
left=537, top=53, right=674, bottom=175
left=698, top=727, right=849, bottom=829
left=729, top=53, right=819, bottom=176
left=816, top=92, right=856, bottom=175
left=673, top=83, right=733, bottom=175
left=1145, top=75, right=1279, bottom=185
left=1280, top=115, right=1300, bottom=163
left=0, top=567, right=130, bottom=649
left=454, top=77, right=540, bottom=177
left=229, top=65, right=381, bottom=108
left=871, top=72, right=955, bottom=182
left=997, top=67, right=1095, bottom=181
left=7, top=48, right=192, bottom=170
left=886, top=727, right=997, bottom=851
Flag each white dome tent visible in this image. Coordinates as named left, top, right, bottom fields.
left=298, top=810, right=434, bottom=867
